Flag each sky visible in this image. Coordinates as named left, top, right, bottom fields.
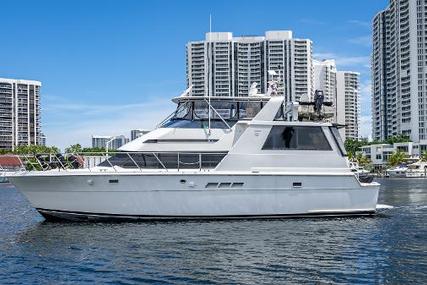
left=0, top=0, right=388, bottom=149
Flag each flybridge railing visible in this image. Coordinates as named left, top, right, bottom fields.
left=0, top=151, right=227, bottom=173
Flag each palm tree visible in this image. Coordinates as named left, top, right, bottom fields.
left=355, top=153, right=370, bottom=166
left=65, top=144, right=82, bottom=154
left=388, top=151, right=408, bottom=166
left=13, top=145, right=59, bottom=155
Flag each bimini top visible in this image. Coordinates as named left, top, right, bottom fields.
left=161, top=95, right=272, bottom=129
left=171, top=94, right=271, bottom=104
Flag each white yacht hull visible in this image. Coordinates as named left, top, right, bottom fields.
left=9, top=172, right=380, bottom=221
left=386, top=170, right=407, bottom=178
left=404, top=172, right=427, bottom=178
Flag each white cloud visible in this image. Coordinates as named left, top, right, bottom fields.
left=348, top=20, right=371, bottom=28
left=359, top=80, right=372, bottom=115
left=42, top=97, right=175, bottom=150
left=358, top=80, right=372, bottom=141
left=348, top=36, right=372, bottom=47
left=360, top=115, right=372, bottom=141
left=313, top=52, right=370, bottom=70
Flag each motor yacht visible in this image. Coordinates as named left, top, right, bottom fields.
left=403, top=161, right=427, bottom=178
left=386, top=164, right=409, bottom=178
left=5, top=87, right=380, bottom=221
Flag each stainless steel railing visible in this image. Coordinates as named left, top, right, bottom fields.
left=0, top=151, right=227, bottom=173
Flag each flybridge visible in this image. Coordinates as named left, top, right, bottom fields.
left=160, top=95, right=272, bottom=130
left=162, top=90, right=335, bottom=132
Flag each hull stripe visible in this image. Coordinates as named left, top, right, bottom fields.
left=36, top=208, right=377, bottom=222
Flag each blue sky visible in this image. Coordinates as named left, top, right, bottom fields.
left=0, top=0, right=387, bottom=148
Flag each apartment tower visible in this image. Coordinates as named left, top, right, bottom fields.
left=372, top=0, right=427, bottom=142
left=186, top=31, right=313, bottom=102
left=313, top=59, right=337, bottom=120
left=336, top=71, right=360, bottom=140
left=0, top=78, right=42, bottom=150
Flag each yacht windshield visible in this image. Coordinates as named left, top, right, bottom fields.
left=161, top=100, right=263, bottom=129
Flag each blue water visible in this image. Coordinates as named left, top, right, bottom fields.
left=0, top=179, right=426, bottom=284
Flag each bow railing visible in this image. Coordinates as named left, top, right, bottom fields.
left=0, top=151, right=228, bottom=173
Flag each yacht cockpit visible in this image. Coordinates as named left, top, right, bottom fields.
left=160, top=96, right=271, bottom=129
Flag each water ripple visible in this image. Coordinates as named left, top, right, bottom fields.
left=0, top=179, right=426, bottom=284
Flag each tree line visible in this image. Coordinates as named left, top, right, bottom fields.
left=0, top=144, right=106, bottom=155
left=344, top=135, right=427, bottom=167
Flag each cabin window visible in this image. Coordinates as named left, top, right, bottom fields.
left=329, top=127, right=347, bottom=156
left=239, top=102, right=262, bottom=119
left=98, top=152, right=227, bottom=169
left=211, top=101, right=238, bottom=120
left=175, top=102, right=192, bottom=120
left=262, top=126, right=332, bottom=151
left=193, top=101, right=209, bottom=119
left=160, top=100, right=264, bottom=129
left=274, top=104, right=286, bottom=120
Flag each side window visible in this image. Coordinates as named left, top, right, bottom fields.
left=329, top=126, right=347, bottom=156
left=262, top=126, right=332, bottom=151
left=239, top=102, right=262, bottom=119
left=298, top=127, right=330, bottom=150
left=262, top=126, right=297, bottom=149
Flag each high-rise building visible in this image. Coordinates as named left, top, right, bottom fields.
left=39, top=132, right=46, bottom=146
left=186, top=31, right=313, bottom=101
left=337, top=71, right=360, bottom=140
left=372, top=0, right=427, bottom=142
left=130, top=129, right=149, bottom=141
left=313, top=60, right=360, bottom=140
left=92, top=135, right=129, bottom=150
left=0, top=78, right=42, bottom=150
left=313, top=59, right=337, bottom=120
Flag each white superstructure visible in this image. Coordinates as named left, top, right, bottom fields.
left=0, top=78, right=42, bottom=150
left=6, top=88, right=380, bottom=221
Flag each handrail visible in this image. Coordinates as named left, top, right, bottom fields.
left=152, top=153, right=167, bottom=171
left=0, top=151, right=227, bottom=173
left=204, top=98, right=232, bottom=130
left=126, top=152, right=142, bottom=171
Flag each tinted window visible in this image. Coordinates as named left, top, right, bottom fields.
left=98, top=153, right=227, bottom=169
left=239, top=102, right=262, bottom=119
left=211, top=101, right=238, bottom=120
left=161, top=119, right=237, bottom=129
left=262, top=126, right=332, bottom=150
left=329, top=127, right=347, bottom=156
left=274, top=104, right=285, bottom=120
